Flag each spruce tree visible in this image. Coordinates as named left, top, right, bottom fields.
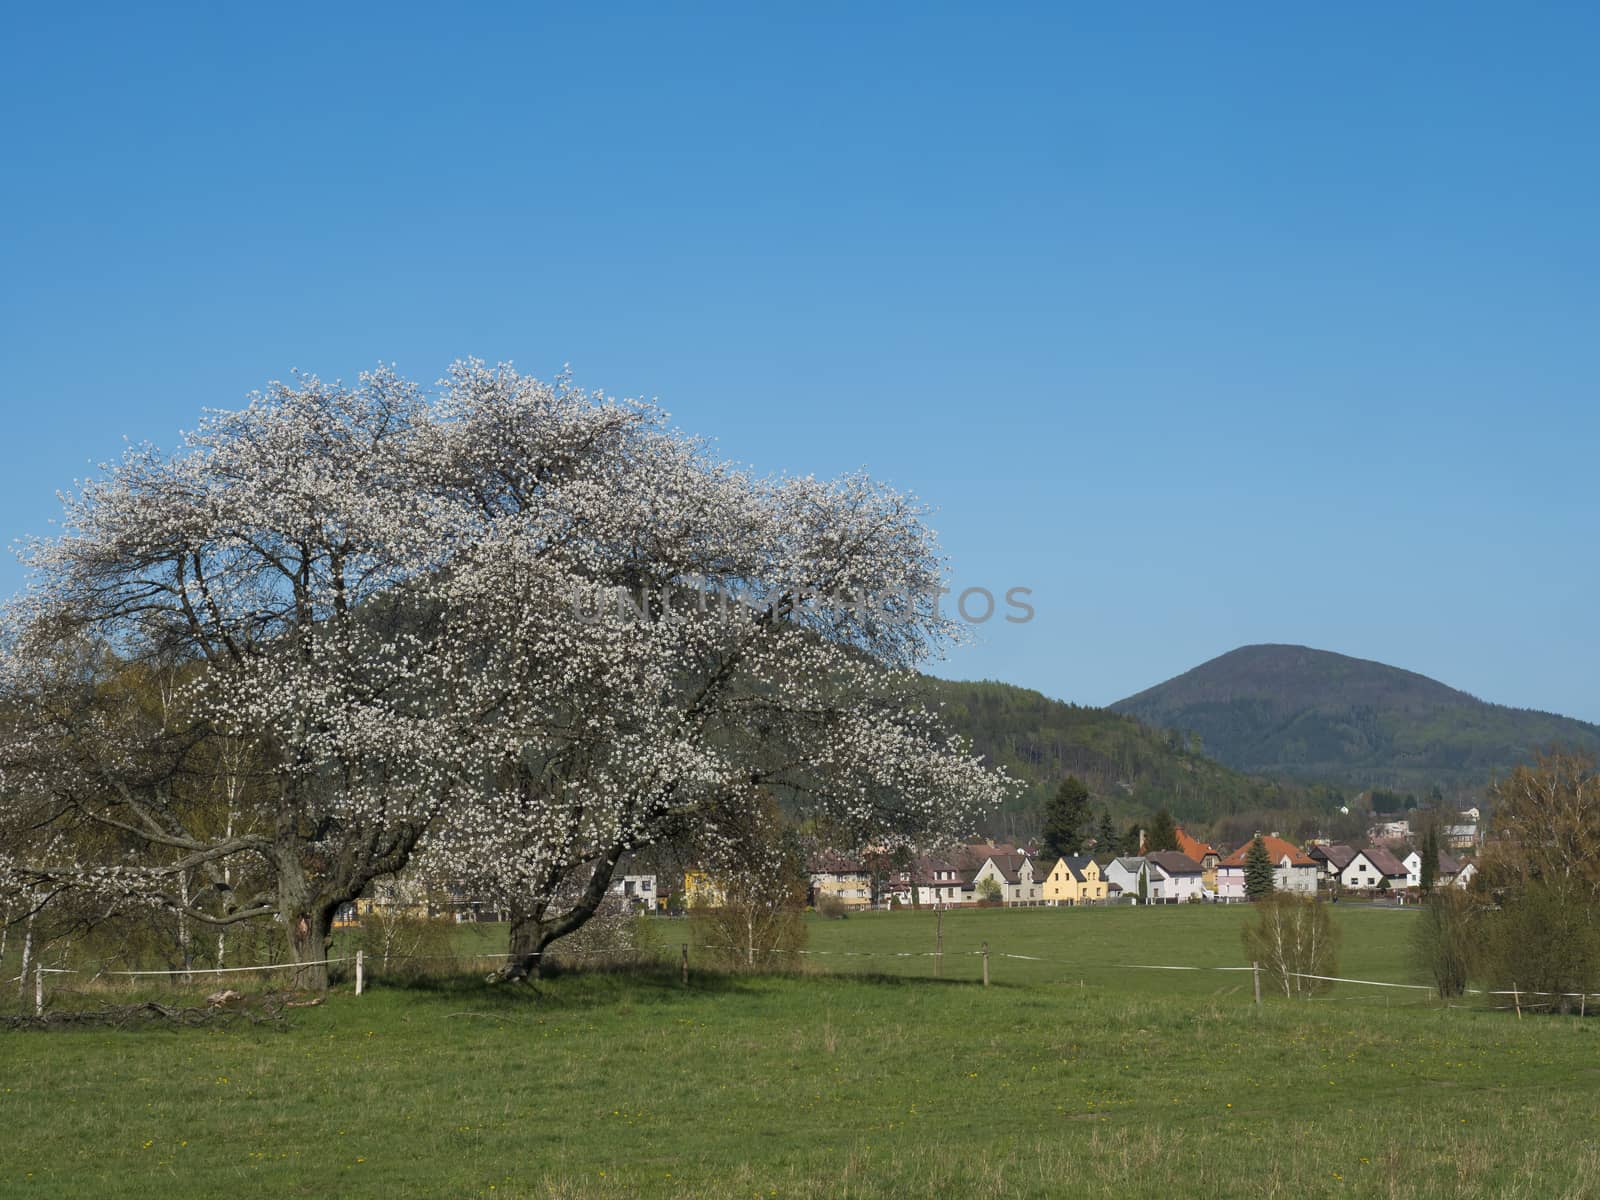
left=1147, top=809, right=1179, bottom=853
left=1096, top=810, right=1117, bottom=856
left=1244, top=834, right=1276, bottom=900
left=1041, top=776, right=1091, bottom=861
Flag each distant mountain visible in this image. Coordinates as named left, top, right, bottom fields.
left=1109, top=644, right=1600, bottom=792
left=920, top=677, right=1318, bottom=830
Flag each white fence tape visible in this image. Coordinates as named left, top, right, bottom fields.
left=105, top=957, right=350, bottom=977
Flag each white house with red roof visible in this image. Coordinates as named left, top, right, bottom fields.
left=1216, top=834, right=1319, bottom=900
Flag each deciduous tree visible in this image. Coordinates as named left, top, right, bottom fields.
left=1242, top=894, right=1338, bottom=998
left=0, top=363, right=1012, bottom=988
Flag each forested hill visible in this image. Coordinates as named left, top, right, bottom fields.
left=920, top=677, right=1316, bottom=830
left=1110, top=643, right=1600, bottom=792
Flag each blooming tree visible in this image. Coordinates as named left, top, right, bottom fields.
left=0, top=371, right=466, bottom=989
left=411, top=363, right=1010, bottom=977
left=0, top=361, right=1011, bottom=987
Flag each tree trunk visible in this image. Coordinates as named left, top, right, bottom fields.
left=177, top=873, right=193, bottom=982
left=503, top=911, right=552, bottom=981
left=286, top=904, right=335, bottom=990
left=498, top=845, right=628, bottom=983
left=17, top=919, right=33, bottom=1000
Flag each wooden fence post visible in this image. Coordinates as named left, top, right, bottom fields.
left=981, top=942, right=989, bottom=987
left=1512, top=982, right=1522, bottom=1019
left=935, top=906, right=944, bottom=979
left=1252, top=961, right=1261, bottom=1007
left=355, top=950, right=364, bottom=996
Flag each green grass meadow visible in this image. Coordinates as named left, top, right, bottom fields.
left=4, top=905, right=1599, bottom=1199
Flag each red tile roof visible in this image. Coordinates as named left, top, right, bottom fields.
left=1175, top=828, right=1216, bottom=861
left=1221, top=834, right=1315, bottom=868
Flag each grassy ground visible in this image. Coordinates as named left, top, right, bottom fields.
left=4, top=906, right=1599, bottom=1199
left=787, top=902, right=1422, bottom=995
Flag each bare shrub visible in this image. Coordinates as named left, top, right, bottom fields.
left=357, top=909, right=458, bottom=981
left=1241, top=893, right=1339, bottom=999
left=691, top=867, right=808, bottom=971
left=815, top=894, right=849, bottom=920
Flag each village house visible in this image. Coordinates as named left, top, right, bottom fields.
left=1453, top=860, right=1478, bottom=889
left=1103, top=856, right=1151, bottom=902
left=973, top=851, right=1044, bottom=905
left=682, top=870, right=726, bottom=907
left=609, top=874, right=660, bottom=909
left=1175, top=828, right=1220, bottom=889
left=1216, top=835, right=1319, bottom=900
left=807, top=852, right=874, bottom=909
left=1041, top=855, right=1107, bottom=906
left=1308, top=843, right=1358, bottom=881
left=1401, top=848, right=1461, bottom=890
left=1368, top=818, right=1412, bottom=844
left=1444, top=810, right=1482, bottom=851
left=1145, top=851, right=1206, bottom=903
left=1337, top=847, right=1409, bottom=893
left=911, top=855, right=975, bottom=907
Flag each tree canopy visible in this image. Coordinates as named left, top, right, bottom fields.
left=0, top=363, right=1011, bottom=986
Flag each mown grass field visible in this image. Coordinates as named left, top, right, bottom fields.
left=4, top=905, right=1599, bottom=1199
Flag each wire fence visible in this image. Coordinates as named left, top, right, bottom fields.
left=10, top=929, right=1600, bottom=1019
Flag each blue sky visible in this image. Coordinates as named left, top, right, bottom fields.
left=3, top=3, right=1597, bottom=720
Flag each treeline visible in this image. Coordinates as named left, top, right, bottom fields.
left=922, top=678, right=1344, bottom=835
left=1413, top=751, right=1600, bottom=1013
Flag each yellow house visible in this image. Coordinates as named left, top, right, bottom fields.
left=683, top=870, right=726, bottom=907
left=1041, top=855, right=1108, bottom=906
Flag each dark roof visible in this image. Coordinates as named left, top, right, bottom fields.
left=984, top=852, right=1035, bottom=884
left=1311, top=844, right=1359, bottom=870
left=808, top=851, right=868, bottom=875
left=1357, top=847, right=1408, bottom=876
left=1403, top=847, right=1462, bottom=875
left=910, top=855, right=974, bottom=887
left=1145, top=851, right=1203, bottom=876
left=1045, top=857, right=1084, bottom=883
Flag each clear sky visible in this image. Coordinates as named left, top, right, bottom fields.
left=3, top=3, right=1597, bottom=720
